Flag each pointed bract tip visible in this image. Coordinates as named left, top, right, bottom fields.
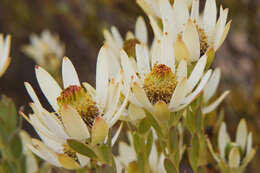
left=63, top=56, right=69, bottom=61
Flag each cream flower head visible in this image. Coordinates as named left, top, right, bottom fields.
left=120, top=35, right=212, bottom=115
left=21, top=46, right=130, bottom=169
left=103, top=16, right=148, bottom=78
left=207, top=119, right=256, bottom=172
left=22, top=30, right=65, bottom=73
left=115, top=132, right=166, bottom=173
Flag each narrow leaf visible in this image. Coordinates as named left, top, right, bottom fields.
left=164, top=159, right=177, bottom=173
left=67, top=139, right=97, bottom=158
left=169, top=126, right=179, bottom=154
left=189, top=134, right=200, bottom=172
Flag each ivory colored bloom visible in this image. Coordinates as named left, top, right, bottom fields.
left=115, top=133, right=166, bottom=173
left=21, top=47, right=129, bottom=169
left=103, top=16, right=148, bottom=77
left=0, top=34, right=11, bottom=77
left=138, top=0, right=231, bottom=62
left=207, top=119, right=256, bottom=172
left=22, top=30, right=65, bottom=73
left=120, top=35, right=213, bottom=114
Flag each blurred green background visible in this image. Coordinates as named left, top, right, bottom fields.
left=0, top=0, right=259, bottom=172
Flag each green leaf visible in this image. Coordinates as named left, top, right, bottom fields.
left=188, top=134, right=200, bottom=173
left=1, top=160, right=16, bottom=173
left=191, top=94, right=203, bottom=110
left=67, top=139, right=97, bottom=158
left=185, top=107, right=195, bottom=134
left=168, top=126, right=179, bottom=154
left=137, top=154, right=145, bottom=173
left=169, top=111, right=183, bottom=126
left=205, top=48, right=215, bottom=70
left=99, top=144, right=112, bottom=164
left=185, top=106, right=203, bottom=134
left=146, top=131, right=153, bottom=158
left=76, top=169, right=87, bottom=173
left=138, top=118, right=151, bottom=134
left=133, top=133, right=145, bottom=154
left=144, top=110, right=163, bottom=138
left=158, top=139, right=167, bottom=155
left=171, top=150, right=180, bottom=170
left=194, top=109, right=203, bottom=133
left=0, top=96, right=18, bottom=134
left=164, top=159, right=177, bottom=173
left=19, top=155, right=27, bottom=173
left=8, top=133, right=23, bottom=160
left=0, top=122, right=8, bottom=145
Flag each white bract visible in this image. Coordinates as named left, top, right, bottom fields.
left=202, top=68, right=229, bottom=114
left=0, top=34, right=11, bottom=77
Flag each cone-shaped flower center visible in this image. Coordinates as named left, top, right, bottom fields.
left=123, top=38, right=141, bottom=59
left=57, top=85, right=99, bottom=127
left=143, top=64, right=177, bottom=104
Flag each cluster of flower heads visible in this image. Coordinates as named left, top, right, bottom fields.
left=104, top=0, right=230, bottom=118
left=0, top=0, right=254, bottom=172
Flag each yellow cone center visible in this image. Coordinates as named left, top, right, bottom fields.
left=57, top=85, right=99, bottom=127
left=143, top=64, right=177, bottom=104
